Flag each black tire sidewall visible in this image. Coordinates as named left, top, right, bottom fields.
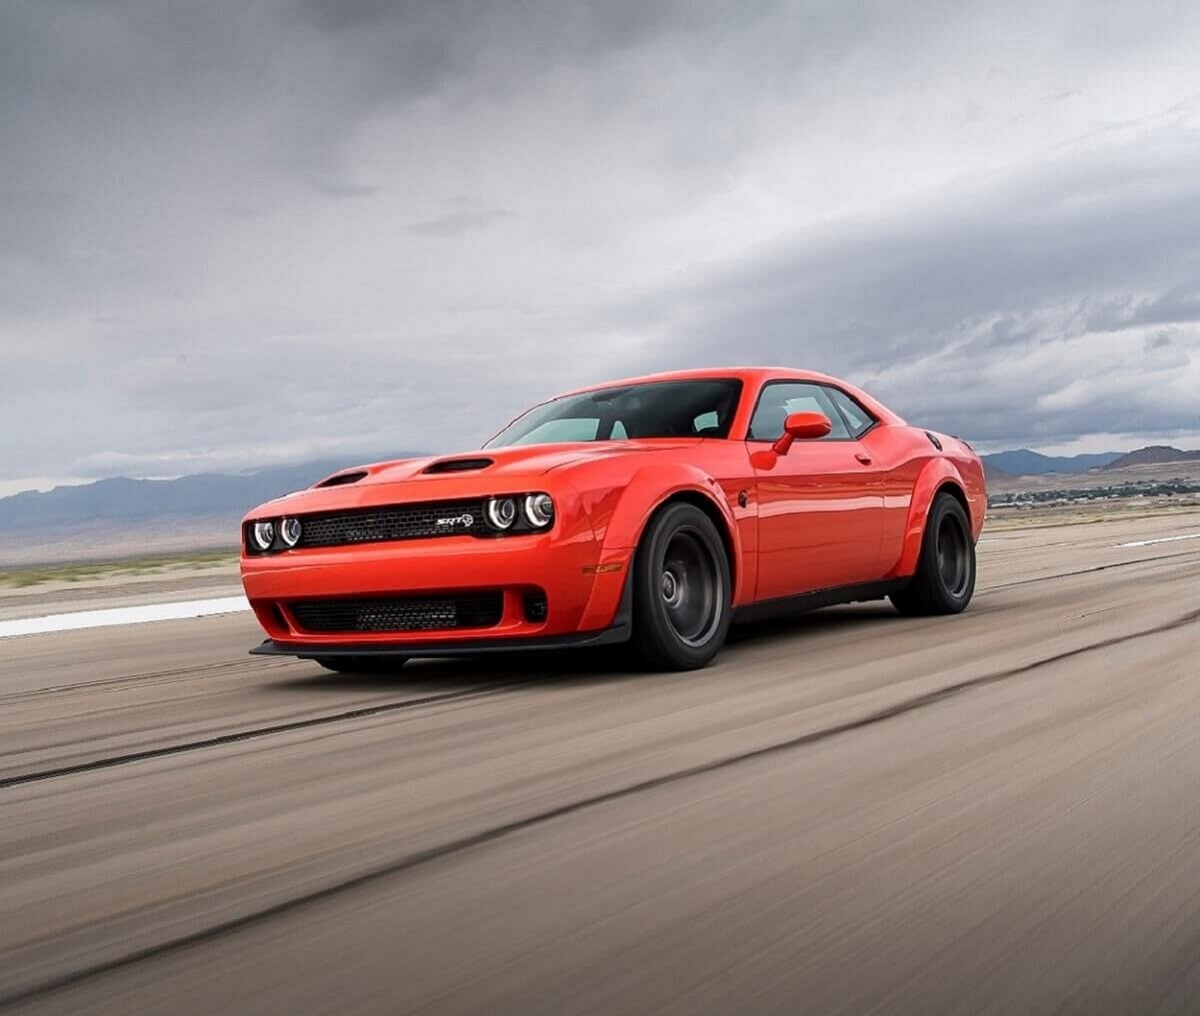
left=632, top=503, right=732, bottom=670
left=922, top=495, right=975, bottom=613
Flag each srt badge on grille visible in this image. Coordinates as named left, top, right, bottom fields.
left=435, top=513, right=475, bottom=529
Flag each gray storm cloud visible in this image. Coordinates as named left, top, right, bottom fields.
left=1, top=0, right=1199, bottom=492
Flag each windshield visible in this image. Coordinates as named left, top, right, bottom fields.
left=485, top=379, right=744, bottom=448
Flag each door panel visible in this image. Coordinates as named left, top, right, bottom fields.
left=751, top=441, right=884, bottom=601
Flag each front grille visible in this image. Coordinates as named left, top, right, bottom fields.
left=296, top=500, right=487, bottom=548
left=289, top=593, right=504, bottom=634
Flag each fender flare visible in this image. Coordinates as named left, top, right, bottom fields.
left=599, top=464, right=748, bottom=605
left=894, top=459, right=971, bottom=579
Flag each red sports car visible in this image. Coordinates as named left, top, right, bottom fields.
left=242, top=367, right=986, bottom=671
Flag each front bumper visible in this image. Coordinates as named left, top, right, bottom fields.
left=249, top=594, right=632, bottom=660
left=240, top=515, right=632, bottom=650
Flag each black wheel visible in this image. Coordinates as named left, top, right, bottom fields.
left=312, top=656, right=408, bottom=675
left=631, top=503, right=732, bottom=670
left=890, top=492, right=976, bottom=616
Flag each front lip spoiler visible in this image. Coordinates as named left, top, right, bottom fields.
left=250, top=623, right=629, bottom=659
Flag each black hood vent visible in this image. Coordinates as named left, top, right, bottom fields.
left=423, top=457, right=494, bottom=475
left=315, top=470, right=368, bottom=488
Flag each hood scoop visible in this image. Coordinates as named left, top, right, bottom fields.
left=423, top=457, right=494, bottom=475
left=315, top=470, right=368, bottom=488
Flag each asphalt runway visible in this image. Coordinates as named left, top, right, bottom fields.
left=2, top=512, right=1199, bottom=1015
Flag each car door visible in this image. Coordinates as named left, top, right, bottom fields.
left=748, top=381, right=884, bottom=601
left=823, top=384, right=905, bottom=570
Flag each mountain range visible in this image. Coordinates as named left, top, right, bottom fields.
left=979, top=449, right=1121, bottom=476
left=980, top=445, right=1200, bottom=478
left=0, top=459, right=388, bottom=532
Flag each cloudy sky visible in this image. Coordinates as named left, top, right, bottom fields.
left=3, top=0, right=1200, bottom=494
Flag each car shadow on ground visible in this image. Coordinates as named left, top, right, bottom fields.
left=726, top=602, right=903, bottom=646
left=268, top=602, right=907, bottom=695
left=267, top=647, right=648, bottom=694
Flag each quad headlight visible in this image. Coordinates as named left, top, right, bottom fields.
left=247, top=517, right=302, bottom=553
left=250, top=521, right=276, bottom=552
left=523, top=493, right=554, bottom=528
left=484, top=493, right=554, bottom=533
left=280, top=517, right=303, bottom=548
left=485, top=497, right=519, bottom=530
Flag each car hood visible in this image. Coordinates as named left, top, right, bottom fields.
left=357, top=440, right=702, bottom=483
left=246, top=440, right=703, bottom=518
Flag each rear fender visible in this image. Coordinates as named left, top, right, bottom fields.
left=891, top=459, right=971, bottom=579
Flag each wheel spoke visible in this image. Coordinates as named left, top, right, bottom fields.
left=659, top=528, right=722, bottom=647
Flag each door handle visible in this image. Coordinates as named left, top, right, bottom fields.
left=855, top=452, right=873, bottom=465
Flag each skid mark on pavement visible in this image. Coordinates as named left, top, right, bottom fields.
left=4, top=607, right=1196, bottom=1011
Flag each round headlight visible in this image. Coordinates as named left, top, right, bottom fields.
left=251, top=521, right=275, bottom=551
left=524, top=493, right=554, bottom=528
left=280, top=517, right=303, bottom=548
left=485, top=497, right=518, bottom=530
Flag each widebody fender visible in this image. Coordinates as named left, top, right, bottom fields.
left=890, top=457, right=978, bottom=580
left=567, top=461, right=753, bottom=629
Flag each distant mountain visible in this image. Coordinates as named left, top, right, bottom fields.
left=1101, top=446, right=1200, bottom=470
left=0, top=455, right=424, bottom=533
left=980, top=449, right=1122, bottom=476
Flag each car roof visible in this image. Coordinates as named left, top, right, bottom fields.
left=552, top=366, right=905, bottom=426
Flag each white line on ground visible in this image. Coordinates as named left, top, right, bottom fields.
left=1116, top=533, right=1200, bottom=548
left=0, top=596, right=251, bottom=639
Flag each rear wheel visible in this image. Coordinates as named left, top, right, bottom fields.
left=631, top=503, right=732, bottom=671
left=890, top=492, right=976, bottom=616
left=312, top=656, right=408, bottom=675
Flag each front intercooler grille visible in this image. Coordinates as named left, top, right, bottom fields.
left=288, top=592, right=504, bottom=634
left=296, top=500, right=487, bottom=548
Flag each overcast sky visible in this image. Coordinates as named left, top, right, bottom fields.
left=3, top=0, right=1199, bottom=494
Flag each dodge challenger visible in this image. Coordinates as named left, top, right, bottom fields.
left=242, top=367, right=986, bottom=671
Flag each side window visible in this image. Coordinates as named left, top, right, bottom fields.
left=693, top=410, right=720, bottom=434
left=825, top=387, right=877, bottom=439
left=748, top=382, right=850, bottom=441
left=611, top=420, right=628, bottom=440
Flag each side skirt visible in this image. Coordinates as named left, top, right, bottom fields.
left=731, top=579, right=909, bottom=626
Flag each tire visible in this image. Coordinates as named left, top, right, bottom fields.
left=631, top=502, right=732, bottom=671
left=890, top=492, right=976, bottom=616
left=312, top=656, right=408, bottom=675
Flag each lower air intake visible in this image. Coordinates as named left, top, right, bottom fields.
left=289, top=593, right=503, bottom=634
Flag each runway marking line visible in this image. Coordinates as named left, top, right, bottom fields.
left=0, top=596, right=250, bottom=639
left=1117, top=533, right=1200, bottom=548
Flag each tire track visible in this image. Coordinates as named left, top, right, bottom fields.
left=984, top=547, right=1200, bottom=591
left=0, top=656, right=295, bottom=703
left=4, top=606, right=1195, bottom=1011
left=0, top=680, right=535, bottom=791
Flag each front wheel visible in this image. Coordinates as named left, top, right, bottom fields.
left=313, top=656, right=408, bottom=675
left=890, top=492, right=976, bottom=616
left=631, top=503, right=732, bottom=671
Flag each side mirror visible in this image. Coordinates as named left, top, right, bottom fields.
left=772, top=411, right=832, bottom=455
